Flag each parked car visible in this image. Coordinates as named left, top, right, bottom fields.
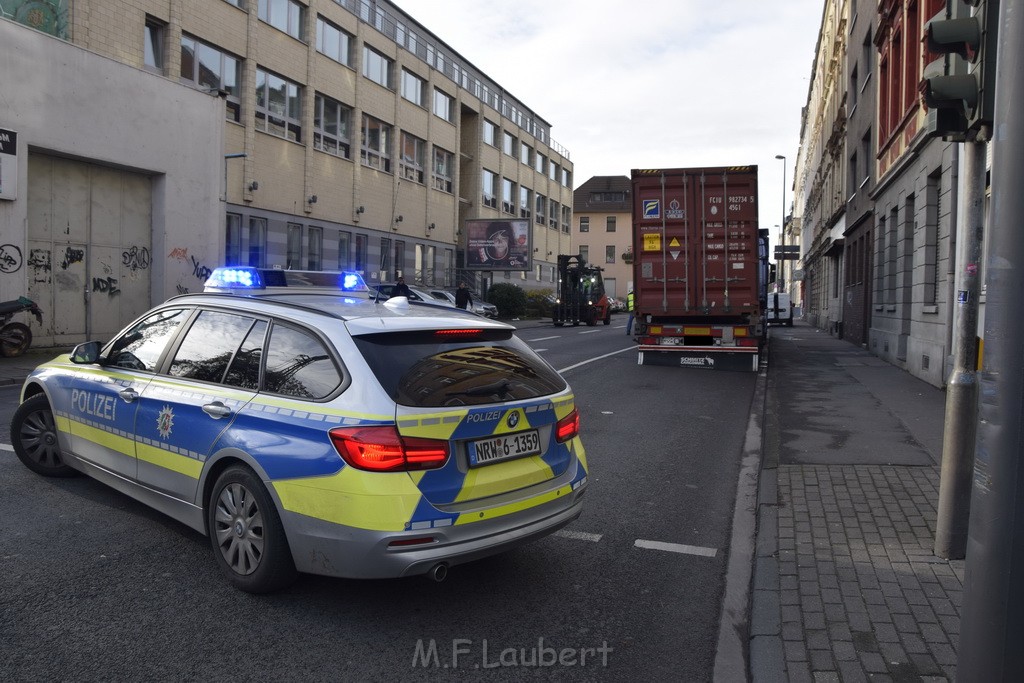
left=370, top=283, right=454, bottom=308
left=426, top=289, right=498, bottom=318
left=10, top=267, right=588, bottom=593
left=608, top=297, right=626, bottom=313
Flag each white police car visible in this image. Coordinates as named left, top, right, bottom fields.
left=10, top=268, right=588, bottom=592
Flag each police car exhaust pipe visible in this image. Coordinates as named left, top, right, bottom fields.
left=428, top=562, right=448, bottom=582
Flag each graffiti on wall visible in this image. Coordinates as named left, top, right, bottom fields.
left=61, top=246, right=84, bottom=270
left=191, top=255, right=212, bottom=282
left=122, top=246, right=151, bottom=272
left=0, top=244, right=23, bottom=273
left=28, top=249, right=52, bottom=285
left=92, top=276, right=119, bottom=298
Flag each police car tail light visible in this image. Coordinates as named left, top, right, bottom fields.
left=329, top=426, right=449, bottom=472
left=555, top=408, right=580, bottom=443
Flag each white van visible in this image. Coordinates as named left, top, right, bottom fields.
left=767, top=292, right=793, bottom=326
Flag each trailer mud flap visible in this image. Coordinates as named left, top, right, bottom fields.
left=637, top=347, right=760, bottom=372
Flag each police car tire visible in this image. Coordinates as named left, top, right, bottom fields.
left=208, top=465, right=297, bottom=594
left=10, top=394, right=79, bottom=478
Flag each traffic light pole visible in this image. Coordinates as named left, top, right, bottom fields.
left=957, top=0, right=1024, bottom=677
left=934, top=134, right=984, bottom=560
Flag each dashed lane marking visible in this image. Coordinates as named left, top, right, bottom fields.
left=0, top=443, right=13, bottom=452
left=527, top=335, right=561, bottom=342
left=634, top=539, right=718, bottom=558
left=578, top=330, right=601, bottom=335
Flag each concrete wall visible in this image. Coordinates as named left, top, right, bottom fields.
left=869, top=141, right=955, bottom=388
left=0, top=18, right=224, bottom=308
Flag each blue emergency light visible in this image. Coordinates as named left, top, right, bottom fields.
left=205, top=266, right=368, bottom=292
left=339, top=271, right=366, bottom=291
left=205, top=267, right=264, bottom=289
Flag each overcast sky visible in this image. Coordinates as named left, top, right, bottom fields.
left=400, top=0, right=825, bottom=236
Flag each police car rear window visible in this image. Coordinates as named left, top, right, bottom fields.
left=352, top=329, right=567, bottom=407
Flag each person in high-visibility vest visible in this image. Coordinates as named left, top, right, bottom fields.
left=626, top=289, right=635, bottom=335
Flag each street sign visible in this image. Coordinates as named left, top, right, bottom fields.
left=774, top=245, right=799, bottom=260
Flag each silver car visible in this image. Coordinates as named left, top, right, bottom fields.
left=10, top=267, right=588, bottom=593
left=427, top=289, right=499, bottom=318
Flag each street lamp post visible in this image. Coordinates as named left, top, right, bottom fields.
left=775, top=154, right=786, bottom=293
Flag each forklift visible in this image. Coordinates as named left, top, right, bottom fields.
left=553, top=254, right=611, bottom=327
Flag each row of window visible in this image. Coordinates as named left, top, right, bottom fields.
left=224, top=214, right=455, bottom=287
left=482, top=120, right=571, bottom=187
left=577, top=217, right=617, bottom=233
left=576, top=245, right=620, bottom=265
left=148, top=0, right=562, bottom=154
left=349, top=0, right=551, bottom=143
left=481, top=171, right=571, bottom=232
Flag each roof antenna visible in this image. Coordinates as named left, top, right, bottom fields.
left=373, top=246, right=388, bottom=304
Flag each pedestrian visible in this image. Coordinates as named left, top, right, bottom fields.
left=391, top=276, right=411, bottom=298
left=455, top=281, right=473, bottom=310
left=626, top=289, right=635, bottom=335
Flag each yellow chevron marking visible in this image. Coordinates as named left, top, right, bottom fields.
left=455, top=455, right=553, bottom=502
left=454, top=484, right=572, bottom=525
left=273, top=467, right=423, bottom=531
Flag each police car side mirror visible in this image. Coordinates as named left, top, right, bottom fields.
left=71, top=341, right=102, bottom=365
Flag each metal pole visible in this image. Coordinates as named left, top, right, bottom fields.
left=958, top=1, right=1024, bottom=678
left=776, top=155, right=786, bottom=293
left=934, top=136, right=984, bottom=559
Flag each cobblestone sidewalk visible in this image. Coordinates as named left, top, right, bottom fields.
left=770, top=464, right=964, bottom=682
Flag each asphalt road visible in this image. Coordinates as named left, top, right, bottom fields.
left=0, top=316, right=756, bottom=681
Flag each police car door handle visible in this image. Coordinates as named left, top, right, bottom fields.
left=118, top=388, right=139, bottom=403
left=202, top=401, right=232, bottom=419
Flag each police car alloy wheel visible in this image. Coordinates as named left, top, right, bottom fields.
left=209, top=465, right=297, bottom=594
left=10, top=394, right=78, bottom=478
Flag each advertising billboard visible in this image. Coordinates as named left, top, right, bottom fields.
left=464, top=219, right=531, bottom=271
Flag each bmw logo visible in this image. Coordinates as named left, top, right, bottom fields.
left=506, top=412, right=519, bottom=429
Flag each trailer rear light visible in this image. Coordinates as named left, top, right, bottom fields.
left=330, top=426, right=450, bottom=471
left=555, top=408, right=580, bottom=443
left=738, top=338, right=759, bottom=347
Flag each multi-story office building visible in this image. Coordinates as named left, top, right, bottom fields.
left=572, top=176, right=633, bottom=299
left=0, top=0, right=573, bottom=346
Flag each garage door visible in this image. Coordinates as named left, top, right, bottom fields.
left=26, top=154, right=152, bottom=346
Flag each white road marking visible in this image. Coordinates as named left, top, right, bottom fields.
left=557, top=347, right=635, bottom=374
left=534, top=348, right=549, bottom=352
left=527, top=335, right=561, bottom=342
left=0, top=443, right=13, bottom=452
left=554, top=530, right=603, bottom=542
left=578, top=329, right=601, bottom=335
left=634, top=539, right=718, bottom=558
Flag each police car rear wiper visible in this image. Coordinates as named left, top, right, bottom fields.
left=446, top=380, right=511, bottom=398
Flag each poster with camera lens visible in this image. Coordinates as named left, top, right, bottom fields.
left=464, top=219, right=531, bottom=270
